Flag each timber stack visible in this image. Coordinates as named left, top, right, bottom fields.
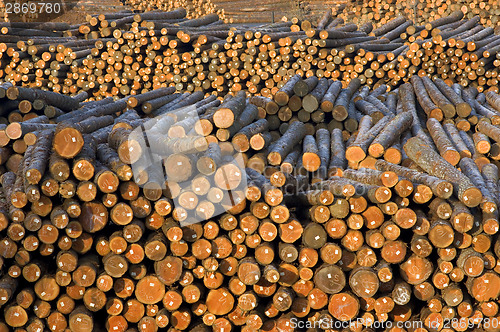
left=1, top=67, right=500, bottom=331
left=337, top=0, right=500, bottom=28
left=121, top=0, right=229, bottom=22
left=2, top=9, right=500, bottom=99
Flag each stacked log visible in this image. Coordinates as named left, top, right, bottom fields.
left=338, top=0, right=500, bottom=28
left=1, top=10, right=500, bottom=99
left=122, top=0, right=229, bottom=22
left=2, top=73, right=500, bottom=331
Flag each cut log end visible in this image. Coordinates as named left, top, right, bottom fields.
left=345, top=146, right=366, bottom=163
left=461, top=187, right=483, bottom=208
left=53, top=128, right=84, bottom=159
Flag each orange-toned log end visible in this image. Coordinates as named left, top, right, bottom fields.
left=106, top=315, right=128, bottom=332
left=155, top=256, right=183, bottom=286
left=232, top=134, right=250, bottom=153
left=368, top=143, right=385, bottom=158
left=461, top=187, right=482, bottom=208
left=302, top=152, right=321, bottom=172
left=413, top=184, right=433, bottom=204
left=423, top=311, right=443, bottom=331
left=4, top=305, right=28, bottom=327
left=25, top=168, right=43, bottom=185
left=358, top=156, right=377, bottom=170
left=307, top=288, right=328, bottom=310
left=383, top=148, right=402, bottom=165
left=429, top=108, right=444, bottom=121
left=345, top=146, right=366, bottom=163
left=468, top=272, right=500, bottom=301
left=442, top=150, right=461, bottom=166
left=122, top=299, right=145, bottom=323
left=321, top=100, right=333, bottom=113
left=436, top=182, right=454, bottom=199
left=138, top=316, right=156, bottom=331
left=0, top=132, right=9, bottom=151
left=5, top=123, right=23, bottom=140
left=194, top=119, right=213, bottom=136
left=377, top=265, right=393, bottom=284
left=381, top=241, right=406, bottom=264
left=97, top=171, right=120, bottom=194
left=393, top=208, right=417, bottom=229
left=69, top=307, right=94, bottom=332
left=135, top=275, right=165, bottom=304
left=349, top=268, right=379, bottom=298
left=110, top=203, right=133, bottom=226
left=206, top=288, right=235, bottom=316
left=429, top=223, right=454, bottom=249
left=249, top=134, right=268, bottom=150
left=238, top=258, right=261, bottom=285
left=34, top=275, right=60, bottom=301
left=483, top=214, right=500, bottom=235
left=481, top=200, right=498, bottom=215
left=274, top=92, right=289, bottom=106
left=400, top=255, right=433, bottom=285
left=214, top=164, right=242, bottom=190
left=53, top=128, right=84, bottom=159
left=72, top=161, right=94, bottom=181
left=83, top=287, right=106, bottom=312
left=380, top=171, right=399, bottom=188
left=267, top=151, right=282, bottom=166
left=313, top=265, right=345, bottom=294
left=476, top=140, right=491, bottom=154
left=328, top=293, right=359, bottom=321
left=462, top=256, right=484, bottom=278
left=328, top=167, right=343, bottom=177
left=213, top=109, right=234, bottom=129
left=413, top=282, right=435, bottom=302
left=11, top=191, right=27, bottom=209
left=374, top=187, right=391, bottom=203
left=340, top=183, right=357, bottom=199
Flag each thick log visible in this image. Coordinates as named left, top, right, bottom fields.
left=404, top=137, right=482, bottom=207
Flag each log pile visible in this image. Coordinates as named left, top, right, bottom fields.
left=121, top=0, right=229, bottom=22
left=338, top=0, right=500, bottom=29
left=2, top=69, right=500, bottom=331
left=1, top=10, right=500, bottom=100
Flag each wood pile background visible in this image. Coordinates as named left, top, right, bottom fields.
left=0, top=6, right=500, bottom=332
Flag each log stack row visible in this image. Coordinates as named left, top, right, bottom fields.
left=1, top=10, right=500, bottom=99
left=121, top=0, right=228, bottom=22
left=2, top=70, right=500, bottom=331
left=337, top=0, right=500, bottom=28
